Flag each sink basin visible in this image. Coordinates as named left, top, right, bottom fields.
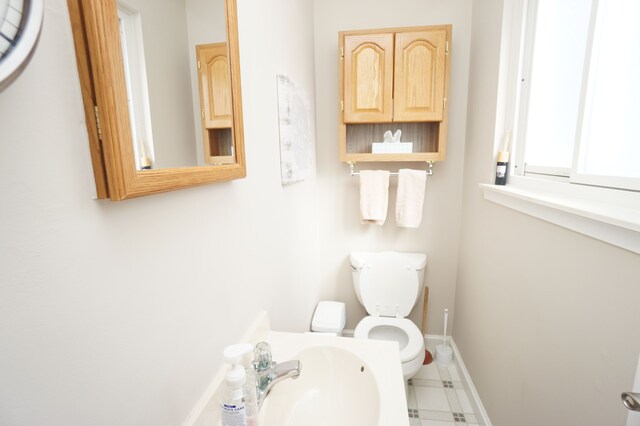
left=259, top=346, right=380, bottom=426
left=186, top=317, right=408, bottom=426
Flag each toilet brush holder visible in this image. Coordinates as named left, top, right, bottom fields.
left=436, top=308, right=453, bottom=366
left=435, top=343, right=453, bottom=366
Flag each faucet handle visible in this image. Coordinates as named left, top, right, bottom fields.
left=252, top=341, right=274, bottom=372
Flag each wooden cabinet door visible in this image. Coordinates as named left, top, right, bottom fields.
left=197, top=43, right=232, bottom=129
left=393, top=30, right=447, bottom=122
left=343, top=33, right=394, bottom=123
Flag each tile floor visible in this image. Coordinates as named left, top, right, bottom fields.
left=406, top=342, right=484, bottom=426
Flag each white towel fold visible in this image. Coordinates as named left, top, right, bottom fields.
left=396, top=169, right=427, bottom=228
left=359, top=170, right=390, bottom=225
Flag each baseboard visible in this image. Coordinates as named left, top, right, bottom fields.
left=342, top=328, right=355, bottom=337
left=448, top=337, right=492, bottom=426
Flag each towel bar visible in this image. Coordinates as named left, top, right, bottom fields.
left=348, top=161, right=433, bottom=177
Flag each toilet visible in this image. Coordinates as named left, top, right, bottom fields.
left=351, top=251, right=427, bottom=380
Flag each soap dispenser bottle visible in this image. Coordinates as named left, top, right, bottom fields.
left=220, top=343, right=260, bottom=426
left=220, top=344, right=250, bottom=426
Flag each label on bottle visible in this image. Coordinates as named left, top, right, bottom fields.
left=221, top=403, right=247, bottom=426
left=496, top=164, right=507, bottom=178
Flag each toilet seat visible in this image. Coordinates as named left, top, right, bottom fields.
left=354, top=316, right=424, bottom=363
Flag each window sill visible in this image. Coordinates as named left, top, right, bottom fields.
left=480, top=176, right=640, bottom=254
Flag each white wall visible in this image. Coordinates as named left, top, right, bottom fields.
left=0, top=0, right=318, bottom=424
left=454, top=1, right=640, bottom=425
left=312, top=0, right=473, bottom=334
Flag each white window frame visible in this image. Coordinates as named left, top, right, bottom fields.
left=514, top=0, right=640, bottom=191
left=570, top=0, right=640, bottom=192
left=481, top=0, right=640, bottom=254
left=511, top=0, right=573, bottom=179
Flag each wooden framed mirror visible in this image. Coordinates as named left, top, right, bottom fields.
left=67, top=0, right=245, bottom=201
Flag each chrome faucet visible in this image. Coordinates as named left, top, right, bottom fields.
left=252, top=342, right=302, bottom=409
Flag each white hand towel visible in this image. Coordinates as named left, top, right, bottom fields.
left=396, top=169, right=427, bottom=228
left=359, top=170, right=390, bottom=225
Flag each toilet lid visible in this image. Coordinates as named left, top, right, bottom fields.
left=354, top=316, right=424, bottom=363
left=358, top=252, right=420, bottom=317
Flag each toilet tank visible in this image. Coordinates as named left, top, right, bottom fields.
left=350, top=251, right=427, bottom=316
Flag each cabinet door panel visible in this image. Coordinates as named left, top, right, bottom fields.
left=344, top=33, right=394, bottom=123
left=197, top=43, right=232, bottom=129
left=394, top=30, right=446, bottom=122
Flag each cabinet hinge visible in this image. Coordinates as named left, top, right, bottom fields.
left=201, top=110, right=205, bottom=119
left=340, top=46, right=344, bottom=60
left=443, top=98, right=447, bottom=111
left=340, top=100, right=344, bottom=112
left=445, top=41, right=449, bottom=56
left=93, top=105, right=103, bottom=141
left=197, top=60, right=201, bottom=69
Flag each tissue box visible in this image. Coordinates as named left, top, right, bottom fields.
left=371, top=142, right=413, bottom=154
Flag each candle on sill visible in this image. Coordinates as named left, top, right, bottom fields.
left=495, top=131, right=511, bottom=185
left=495, top=151, right=509, bottom=185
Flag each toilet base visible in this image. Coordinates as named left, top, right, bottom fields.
left=402, top=349, right=426, bottom=380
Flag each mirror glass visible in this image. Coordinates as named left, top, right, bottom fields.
left=116, top=0, right=232, bottom=170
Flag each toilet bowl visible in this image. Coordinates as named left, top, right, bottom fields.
left=351, top=251, right=427, bottom=380
left=354, top=316, right=425, bottom=379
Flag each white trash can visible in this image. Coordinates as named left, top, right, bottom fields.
left=310, top=301, right=346, bottom=336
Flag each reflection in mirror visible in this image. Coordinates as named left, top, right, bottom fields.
left=115, top=0, right=231, bottom=170
left=196, top=42, right=234, bottom=164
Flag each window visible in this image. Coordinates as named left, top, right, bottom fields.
left=514, top=0, right=640, bottom=191
left=481, top=0, right=640, bottom=254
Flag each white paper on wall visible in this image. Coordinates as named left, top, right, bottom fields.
left=276, top=74, right=312, bottom=185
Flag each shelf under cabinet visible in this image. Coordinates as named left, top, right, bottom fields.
left=205, top=127, right=234, bottom=164
left=342, top=122, right=442, bottom=162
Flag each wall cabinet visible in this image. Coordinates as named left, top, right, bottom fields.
left=196, top=43, right=234, bottom=164
left=339, top=25, right=451, bottom=162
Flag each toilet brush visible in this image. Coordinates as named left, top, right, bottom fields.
left=442, top=308, right=448, bottom=347
left=435, top=308, right=453, bottom=366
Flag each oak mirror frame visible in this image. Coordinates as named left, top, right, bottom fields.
left=67, top=0, right=245, bottom=201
